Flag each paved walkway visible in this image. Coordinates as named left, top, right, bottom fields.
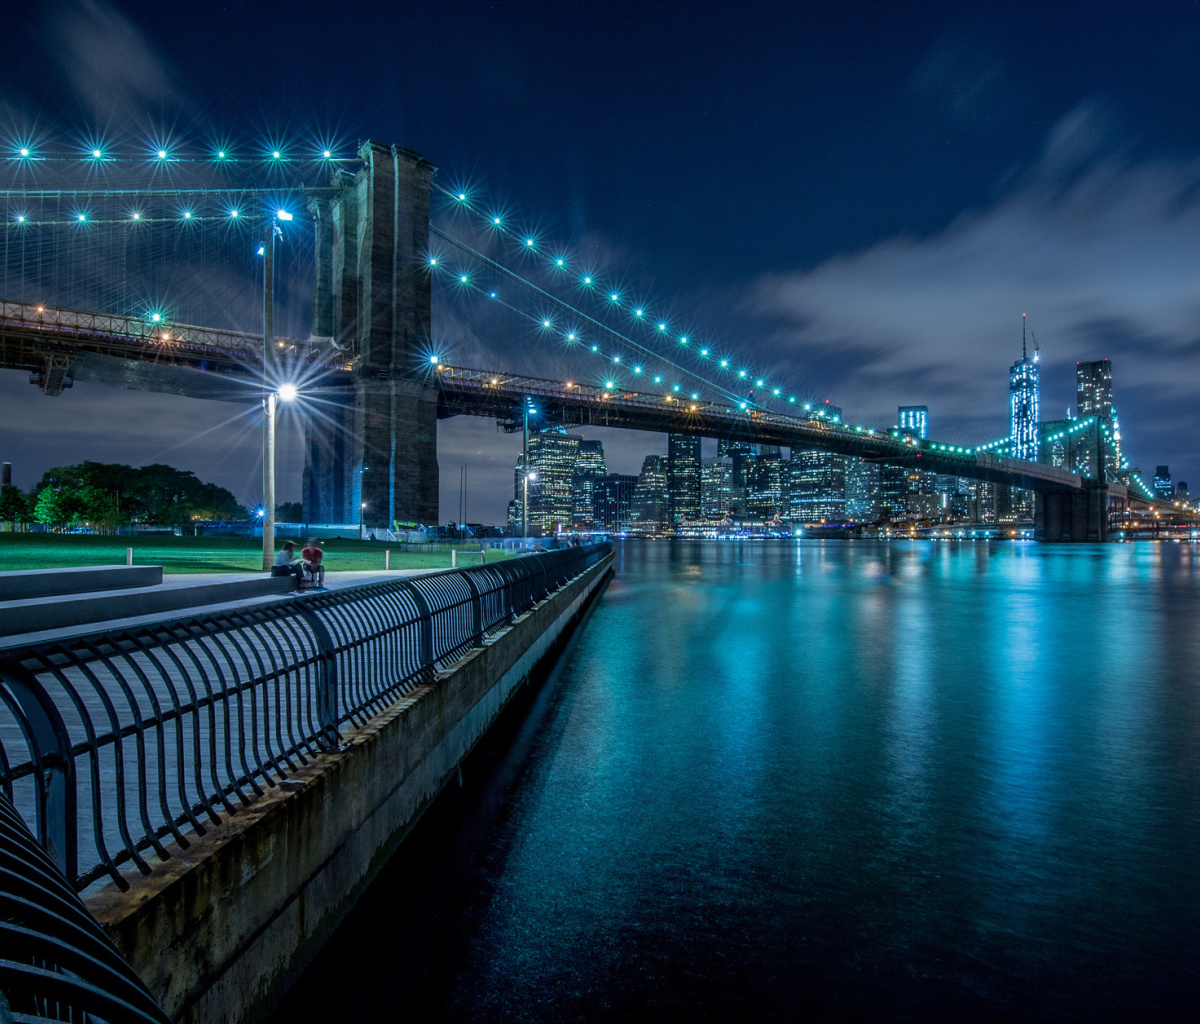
left=0, top=568, right=440, bottom=650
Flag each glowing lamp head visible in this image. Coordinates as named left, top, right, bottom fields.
left=183, top=211, right=191, bottom=219
left=256, top=245, right=265, bottom=256
left=527, top=472, right=537, bottom=481
left=276, top=209, right=293, bottom=221
left=77, top=214, right=85, bottom=222
left=151, top=312, right=161, bottom=322
left=91, top=149, right=101, bottom=158
left=19, top=148, right=29, bottom=157
left=278, top=383, right=298, bottom=402
left=218, top=151, right=226, bottom=159
left=323, top=150, right=332, bottom=158
left=429, top=355, right=439, bottom=364
left=157, top=149, right=167, bottom=159
left=272, top=151, right=281, bottom=159
left=525, top=238, right=534, bottom=247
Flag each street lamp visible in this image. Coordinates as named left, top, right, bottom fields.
left=359, top=501, right=367, bottom=541
left=523, top=471, right=537, bottom=539
left=260, top=209, right=296, bottom=571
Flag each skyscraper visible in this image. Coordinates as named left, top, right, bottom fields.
left=700, top=457, right=734, bottom=517
left=631, top=455, right=668, bottom=531
left=667, top=434, right=702, bottom=524
left=844, top=458, right=880, bottom=522
left=1154, top=466, right=1173, bottom=501
left=515, top=429, right=582, bottom=532
left=743, top=452, right=785, bottom=518
left=898, top=406, right=929, bottom=439
left=879, top=465, right=908, bottom=520
left=785, top=450, right=846, bottom=522
left=717, top=439, right=781, bottom=489
left=1076, top=359, right=1113, bottom=419
left=1010, top=321, right=1040, bottom=462
left=595, top=473, right=637, bottom=530
left=571, top=439, right=607, bottom=527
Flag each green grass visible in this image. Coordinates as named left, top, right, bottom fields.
left=0, top=533, right=512, bottom=574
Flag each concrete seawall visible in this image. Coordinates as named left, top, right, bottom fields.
left=86, top=552, right=614, bottom=1023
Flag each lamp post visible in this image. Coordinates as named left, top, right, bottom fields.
left=523, top=471, right=537, bottom=539
left=359, top=501, right=366, bottom=541
left=260, top=209, right=294, bottom=572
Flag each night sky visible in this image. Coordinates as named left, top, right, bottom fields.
left=3, top=0, right=1200, bottom=523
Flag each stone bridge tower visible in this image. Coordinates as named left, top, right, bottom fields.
left=303, top=143, right=439, bottom=528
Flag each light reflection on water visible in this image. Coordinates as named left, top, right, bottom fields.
left=274, top=539, right=1200, bottom=1022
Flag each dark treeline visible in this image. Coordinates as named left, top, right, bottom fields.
left=0, top=462, right=247, bottom=533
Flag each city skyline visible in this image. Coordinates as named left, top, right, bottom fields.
left=2, top=1, right=1199, bottom=524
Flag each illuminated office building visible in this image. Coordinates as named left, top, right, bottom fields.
left=701, top=457, right=734, bottom=517
left=571, top=439, right=607, bottom=527
left=1076, top=359, right=1113, bottom=419
left=744, top=452, right=785, bottom=518
left=844, top=458, right=880, bottom=522
left=898, top=406, right=928, bottom=439
left=595, top=473, right=637, bottom=530
left=1154, top=466, right=1173, bottom=501
left=631, top=455, right=668, bottom=531
left=513, top=429, right=581, bottom=532
left=786, top=450, right=846, bottom=522
left=667, top=434, right=702, bottom=523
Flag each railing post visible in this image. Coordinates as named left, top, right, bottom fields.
left=402, top=582, right=436, bottom=676
left=0, top=654, right=77, bottom=883
left=295, top=608, right=339, bottom=750
left=460, top=568, right=484, bottom=646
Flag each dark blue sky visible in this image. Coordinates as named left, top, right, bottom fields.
left=3, top=0, right=1199, bottom=520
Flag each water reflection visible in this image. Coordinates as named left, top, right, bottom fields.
left=273, top=539, right=1200, bottom=1023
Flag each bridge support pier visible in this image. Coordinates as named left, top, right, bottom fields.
left=303, top=143, right=440, bottom=529
left=1034, top=482, right=1110, bottom=542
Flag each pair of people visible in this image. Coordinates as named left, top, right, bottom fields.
left=273, top=539, right=326, bottom=588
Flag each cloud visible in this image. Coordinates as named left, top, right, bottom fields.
left=748, top=102, right=1200, bottom=473
left=44, top=0, right=186, bottom=123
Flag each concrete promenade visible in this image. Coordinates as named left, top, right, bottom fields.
left=75, top=552, right=614, bottom=1024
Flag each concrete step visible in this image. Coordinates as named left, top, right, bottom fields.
left=0, top=574, right=295, bottom=638
left=0, top=564, right=163, bottom=601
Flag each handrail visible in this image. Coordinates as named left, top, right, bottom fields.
left=0, top=543, right=611, bottom=893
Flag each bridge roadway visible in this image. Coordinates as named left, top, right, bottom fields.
left=3, top=298, right=1185, bottom=513
left=434, top=364, right=1090, bottom=495
left=0, top=299, right=350, bottom=397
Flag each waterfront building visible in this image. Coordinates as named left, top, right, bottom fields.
left=898, top=406, right=929, bottom=439
left=717, top=440, right=781, bottom=489
left=744, top=452, right=785, bottom=518
left=667, top=434, right=702, bottom=524
left=595, top=473, right=637, bottom=530
left=1177, top=481, right=1190, bottom=502
left=631, top=455, right=668, bottom=531
left=844, top=458, right=880, bottom=522
left=879, top=464, right=908, bottom=520
left=513, top=429, right=582, bottom=533
left=700, top=457, right=734, bottom=517
left=786, top=450, right=846, bottom=523
left=571, top=439, right=607, bottom=528
left=1154, top=466, right=1173, bottom=501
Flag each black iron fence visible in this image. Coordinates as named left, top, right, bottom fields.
left=0, top=544, right=610, bottom=893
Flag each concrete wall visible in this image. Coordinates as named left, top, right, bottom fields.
left=87, top=554, right=613, bottom=1024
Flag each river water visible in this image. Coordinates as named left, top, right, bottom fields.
left=271, top=539, right=1200, bottom=1022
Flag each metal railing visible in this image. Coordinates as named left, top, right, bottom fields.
left=0, top=792, right=171, bottom=1023
left=0, top=544, right=611, bottom=893
left=0, top=299, right=347, bottom=368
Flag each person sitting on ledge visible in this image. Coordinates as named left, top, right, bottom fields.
left=272, top=541, right=303, bottom=582
left=302, top=538, right=326, bottom=589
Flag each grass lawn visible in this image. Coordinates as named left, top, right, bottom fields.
left=0, top=533, right=510, bottom=574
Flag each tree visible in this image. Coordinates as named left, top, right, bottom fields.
left=32, top=486, right=64, bottom=527
left=77, top=485, right=123, bottom=534
left=276, top=502, right=303, bottom=522
left=32, top=462, right=246, bottom=526
left=0, top=486, right=29, bottom=525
